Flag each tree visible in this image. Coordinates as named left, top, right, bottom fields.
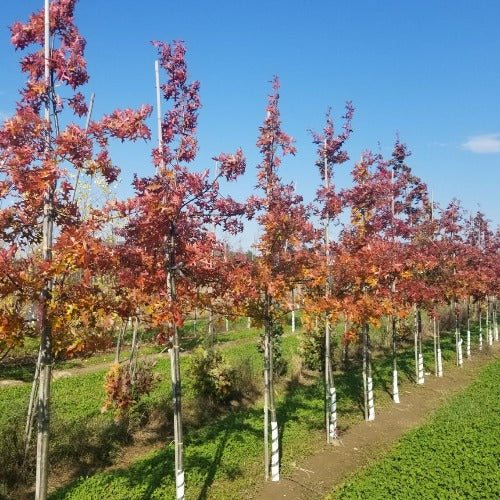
left=239, top=77, right=313, bottom=480
left=308, top=103, right=353, bottom=441
left=0, top=2, right=151, bottom=497
left=112, top=40, right=246, bottom=499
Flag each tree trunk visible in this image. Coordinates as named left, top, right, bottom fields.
left=486, top=296, right=492, bottom=346
left=392, top=315, right=399, bottom=403
left=170, top=325, right=184, bottom=499
left=414, top=306, right=423, bottom=384
left=167, top=227, right=184, bottom=500
left=417, top=309, right=424, bottom=384
left=24, top=347, right=42, bottom=460
left=268, top=330, right=279, bottom=481
left=466, top=299, right=471, bottom=359
left=342, top=317, right=349, bottom=369
left=207, top=308, right=214, bottom=346
left=325, top=318, right=337, bottom=441
left=478, top=301, right=483, bottom=351
left=436, top=317, right=443, bottom=377
left=366, top=324, right=375, bottom=421
left=263, top=319, right=270, bottom=481
left=362, top=324, right=368, bottom=421
left=362, top=324, right=375, bottom=421
left=35, top=322, right=52, bottom=500
left=494, top=300, right=499, bottom=342
left=129, top=317, right=139, bottom=378
left=115, top=320, right=127, bottom=364
left=291, top=289, right=295, bottom=333
left=433, top=313, right=438, bottom=376
left=263, top=293, right=279, bottom=481
left=455, top=302, right=463, bottom=367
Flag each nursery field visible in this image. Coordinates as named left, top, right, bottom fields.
left=1, top=320, right=496, bottom=499
left=1, top=3, right=499, bottom=500
left=328, top=357, right=500, bottom=499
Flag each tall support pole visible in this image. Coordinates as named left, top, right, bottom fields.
left=323, top=140, right=337, bottom=441
left=155, top=60, right=164, bottom=174
left=433, top=313, right=438, bottom=375
left=466, top=298, right=471, bottom=359
left=494, top=299, right=499, bottom=342
left=224, top=242, right=229, bottom=332
left=478, top=301, right=483, bottom=350
left=35, top=3, right=54, bottom=499
left=360, top=208, right=374, bottom=421
left=413, top=305, right=419, bottom=383
left=71, top=93, right=95, bottom=204
left=206, top=161, right=218, bottom=346
left=390, top=167, right=399, bottom=403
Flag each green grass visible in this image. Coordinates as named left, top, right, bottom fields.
left=0, top=319, right=264, bottom=382
left=0, top=318, right=491, bottom=498
left=45, top=330, right=475, bottom=499
left=328, top=359, right=500, bottom=499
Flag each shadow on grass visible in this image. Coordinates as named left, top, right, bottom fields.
left=50, top=404, right=264, bottom=499
left=49, top=325, right=476, bottom=499
left=0, top=358, right=37, bottom=382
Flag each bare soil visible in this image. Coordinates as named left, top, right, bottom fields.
left=256, top=343, right=500, bottom=499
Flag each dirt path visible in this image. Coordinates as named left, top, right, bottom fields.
left=0, top=334, right=258, bottom=388
left=257, top=343, right=500, bottom=500
left=0, top=352, right=164, bottom=388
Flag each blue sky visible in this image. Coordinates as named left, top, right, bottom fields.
left=1, top=1, right=499, bottom=247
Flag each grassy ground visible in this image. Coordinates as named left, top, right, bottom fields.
left=0, top=318, right=264, bottom=382
left=0, top=318, right=488, bottom=498
left=328, top=358, right=500, bottom=499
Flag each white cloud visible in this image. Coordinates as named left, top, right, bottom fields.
left=462, top=133, right=500, bottom=154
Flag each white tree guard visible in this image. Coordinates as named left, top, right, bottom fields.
left=488, top=328, right=493, bottom=346
left=494, top=323, right=499, bottom=342
left=270, top=420, right=280, bottom=481
left=329, top=387, right=337, bottom=440
left=393, top=369, right=400, bottom=403
left=466, top=330, right=471, bottom=358
left=176, top=470, right=185, bottom=500
left=417, top=353, right=424, bottom=384
left=367, top=376, right=375, bottom=421
left=437, top=348, right=443, bottom=377
left=457, top=338, right=463, bottom=366
left=479, top=329, right=483, bottom=351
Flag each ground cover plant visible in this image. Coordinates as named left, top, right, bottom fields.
left=328, top=358, right=500, bottom=499
left=0, top=324, right=473, bottom=499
